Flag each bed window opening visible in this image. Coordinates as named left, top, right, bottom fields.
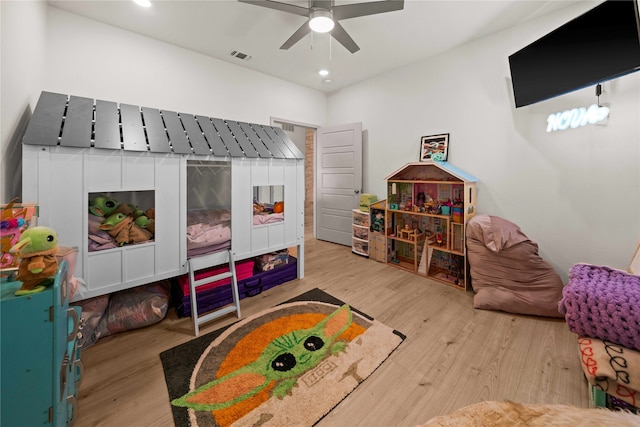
left=88, top=190, right=155, bottom=252
left=253, top=185, right=284, bottom=226
left=186, top=160, right=232, bottom=258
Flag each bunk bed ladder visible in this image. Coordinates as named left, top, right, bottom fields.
left=188, top=249, right=241, bottom=336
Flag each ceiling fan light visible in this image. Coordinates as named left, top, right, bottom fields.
left=309, top=10, right=334, bottom=33
left=132, top=0, right=152, bottom=7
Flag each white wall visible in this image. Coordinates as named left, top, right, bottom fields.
left=1, top=0, right=48, bottom=203
left=43, top=7, right=327, bottom=129
left=0, top=4, right=326, bottom=203
left=327, top=3, right=640, bottom=281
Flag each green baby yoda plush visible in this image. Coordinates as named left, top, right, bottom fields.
left=9, top=226, right=59, bottom=295
left=89, top=195, right=121, bottom=217
left=100, top=213, right=152, bottom=246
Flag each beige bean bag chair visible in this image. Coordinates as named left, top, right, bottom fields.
left=466, top=215, right=564, bottom=318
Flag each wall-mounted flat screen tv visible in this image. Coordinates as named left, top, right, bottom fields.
left=509, top=0, right=640, bottom=108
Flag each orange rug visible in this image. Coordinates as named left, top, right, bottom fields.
left=160, top=288, right=405, bottom=426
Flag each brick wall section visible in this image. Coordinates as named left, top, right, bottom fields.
left=305, top=128, right=314, bottom=230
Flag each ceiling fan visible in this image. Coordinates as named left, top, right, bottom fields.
left=238, top=0, right=404, bottom=53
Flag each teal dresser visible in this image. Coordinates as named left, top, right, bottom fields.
left=1, top=261, right=82, bottom=426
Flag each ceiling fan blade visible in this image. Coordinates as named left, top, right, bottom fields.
left=280, top=20, right=312, bottom=50
left=332, top=0, right=404, bottom=20
left=331, top=21, right=360, bottom=53
left=238, top=0, right=310, bottom=18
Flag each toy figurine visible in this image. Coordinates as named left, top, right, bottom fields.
left=89, top=195, right=121, bottom=217
left=9, top=226, right=59, bottom=295
left=404, top=198, right=413, bottom=211
left=100, top=213, right=152, bottom=246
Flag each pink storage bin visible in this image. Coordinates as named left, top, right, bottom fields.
left=177, top=259, right=254, bottom=295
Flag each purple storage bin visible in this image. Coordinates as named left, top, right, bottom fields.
left=174, top=256, right=298, bottom=318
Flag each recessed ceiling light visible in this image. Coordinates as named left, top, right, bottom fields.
left=133, top=0, right=152, bottom=7
left=318, top=69, right=329, bottom=77
left=323, top=79, right=333, bottom=84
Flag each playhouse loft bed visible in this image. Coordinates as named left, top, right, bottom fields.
left=21, top=91, right=305, bottom=301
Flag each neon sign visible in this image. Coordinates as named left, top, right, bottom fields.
left=546, top=104, right=609, bottom=132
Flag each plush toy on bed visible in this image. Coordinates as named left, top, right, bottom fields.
left=89, top=195, right=121, bottom=217
left=142, top=208, right=156, bottom=234
left=253, top=202, right=265, bottom=215
left=9, top=226, right=59, bottom=295
left=100, top=213, right=152, bottom=246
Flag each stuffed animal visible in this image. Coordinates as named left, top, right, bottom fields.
left=100, top=213, right=152, bottom=246
left=142, top=208, right=156, bottom=234
left=115, top=203, right=152, bottom=230
left=9, top=226, right=59, bottom=295
left=89, top=195, right=121, bottom=217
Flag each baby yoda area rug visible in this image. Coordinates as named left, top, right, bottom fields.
left=160, top=288, right=405, bottom=427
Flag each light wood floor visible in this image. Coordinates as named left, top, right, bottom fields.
left=75, top=234, right=590, bottom=427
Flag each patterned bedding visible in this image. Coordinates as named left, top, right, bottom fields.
left=186, top=208, right=231, bottom=257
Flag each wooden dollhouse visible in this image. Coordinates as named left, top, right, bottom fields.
left=384, top=161, right=477, bottom=290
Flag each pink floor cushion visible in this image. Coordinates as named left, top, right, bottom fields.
left=466, top=215, right=564, bottom=318
left=560, top=263, right=640, bottom=351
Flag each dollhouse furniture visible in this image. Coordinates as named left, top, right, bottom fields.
left=384, top=162, right=477, bottom=290
left=466, top=214, right=564, bottom=318
left=559, top=263, right=640, bottom=410
left=21, top=92, right=305, bottom=306
left=1, top=261, right=82, bottom=426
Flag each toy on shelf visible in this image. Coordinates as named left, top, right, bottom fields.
left=1, top=199, right=38, bottom=271
left=9, top=226, right=59, bottom=295
left=89, top=195, right=121, bottom=217
left=396, top=224, right=423, bottom=241
left=100, top=213, right=153, bottom=246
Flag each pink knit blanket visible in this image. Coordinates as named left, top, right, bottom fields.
left=559, top=263, right=640, bottom=351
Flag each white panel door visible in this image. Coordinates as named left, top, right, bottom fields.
left=316, top=123, right=362, bottom=246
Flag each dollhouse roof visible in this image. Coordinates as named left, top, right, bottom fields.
left=385, top=161, right=478, bottom=183
left=21, top=91, right=303, bottom=159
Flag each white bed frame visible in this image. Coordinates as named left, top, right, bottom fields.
left=21, top=92, right=305, bottom=301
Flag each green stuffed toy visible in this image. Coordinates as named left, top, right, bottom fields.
left=100, top=213, right=152, bottom=246
left=9, top=226, right=59, bottom=295
left=89, top=195, right=121, bottom=217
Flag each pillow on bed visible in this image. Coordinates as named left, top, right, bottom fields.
left=466, top=215, right=564, bottom=318
left=186, top=209, right=232, bottom=251
left=187, top=223, right=231, bottom=250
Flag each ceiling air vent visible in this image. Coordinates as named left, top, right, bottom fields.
left=229, top=50, right=252, bottom=61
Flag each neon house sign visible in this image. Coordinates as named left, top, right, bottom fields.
left=546, top=104, right=609, bottom=132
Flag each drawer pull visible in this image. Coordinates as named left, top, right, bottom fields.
left=66, top=395, right=78, bottom=426
left=67, top=308, right=79, bottom=342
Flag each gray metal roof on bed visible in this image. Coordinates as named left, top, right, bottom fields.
left=22, top=91, right=304, bottom=159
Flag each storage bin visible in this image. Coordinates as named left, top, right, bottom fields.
left=255, top=249, right=289, bottom=271
left=177, top=259, right=255, bottom=295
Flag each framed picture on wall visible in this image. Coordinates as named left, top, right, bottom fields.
left=420, top=133, right=449, bottom=162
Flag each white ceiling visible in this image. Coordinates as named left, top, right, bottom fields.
left=47, top=0, right=588, bottom=93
